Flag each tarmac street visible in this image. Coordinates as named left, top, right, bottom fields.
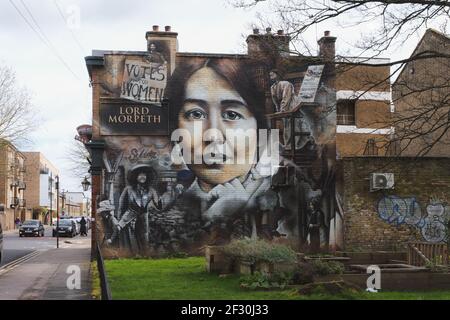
left=1, top=227, right=56, bottom=267
left=0, top=226, right=92, bottom=300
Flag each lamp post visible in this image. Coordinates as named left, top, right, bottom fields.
left=61, top=190, right=67, bottom=217
left=49, top=177, right=53, bottom=226
left=82, top=177, right=91, bottom=222
left=82, top=176, right=91, bottom=192
left=76, top=124, right=105, bottom=261
left=55, top=175, right=60, bottom=249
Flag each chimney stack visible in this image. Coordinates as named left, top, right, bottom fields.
left=247, top=27, right=291, bottom=58
left=318, top=30, right=337, bottom=61
left=146, top=25, right=178, bottom=74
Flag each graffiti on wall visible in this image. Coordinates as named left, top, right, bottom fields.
left=377, top=196, right=450, bottom=243
left=97, top=51, right=336, bottom=256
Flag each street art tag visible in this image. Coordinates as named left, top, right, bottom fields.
left=121, top=59, right=167, bottom=103
left=377, top=196, right=423, bottom=226
left=377, top=196, right=449, bottom=243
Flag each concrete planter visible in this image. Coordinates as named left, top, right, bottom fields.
left=239, top=260, right=297, bottom=275
left=206, top=244, right=298, bottom=276
left=238, top=260, right=254, bottom=275
left=314, top=274, right=344, bottom=283
left=205, top=246, right=233, bottom=274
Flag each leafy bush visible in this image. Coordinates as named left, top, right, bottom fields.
left=292, top=262, right=314, bottom=285
left=169, top=251, right=189, bottom=259
left=221, top=239, right=297, bottom=264
left=309, top=260, right=345, bottom=276
left=239, top=271, right=293, bottom=290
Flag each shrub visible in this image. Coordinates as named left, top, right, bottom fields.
left=239, top=271, right=292, bottom=290
left=221, top=239, right=297, bottom=264
left=169, top=251, right=189, bottom=259
left=292, top=262, right=314, bottom=285
left=309, top=260, right=345, bottom=276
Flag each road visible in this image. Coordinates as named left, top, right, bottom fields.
left=0, top=229, right=92, bottom=300
left=0, top=226, right=80, bottom=267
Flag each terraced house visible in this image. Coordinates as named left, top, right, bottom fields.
left=0, top=141, right=30, bottom=231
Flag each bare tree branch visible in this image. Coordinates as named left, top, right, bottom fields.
left=0, top=65, right=37, bottom=148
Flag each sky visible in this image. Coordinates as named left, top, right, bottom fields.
left=0, top=0, right=440, bottom=192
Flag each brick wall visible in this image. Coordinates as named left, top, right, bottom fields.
left=342, top=157, right=450, bottom=251
left=337, top=134, right=389, bottom=156
left=336, top=64, right=390, bottom=92
left=23, top=152, right=41, bottom=209
left=355, top=100, right=391, bottom=128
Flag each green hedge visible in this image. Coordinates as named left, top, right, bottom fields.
left=221, top=239, right=297, bottom=264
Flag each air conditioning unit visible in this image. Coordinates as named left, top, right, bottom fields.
left=370, top=173, right=394, bottom=192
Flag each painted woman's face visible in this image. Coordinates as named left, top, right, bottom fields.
left=137, top=172, right=147, bottom=184
left=178, top=67, right=258, bottom=189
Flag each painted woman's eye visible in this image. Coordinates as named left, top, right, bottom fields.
left=222, top=110, right=243, bottom=121
left=184, top=109, right=207, bottom=120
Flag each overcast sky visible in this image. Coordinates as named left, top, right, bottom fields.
left=0, top=0, right=436, bottom=192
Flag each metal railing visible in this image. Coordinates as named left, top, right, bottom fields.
left=95, top=242, right=112, bottom=300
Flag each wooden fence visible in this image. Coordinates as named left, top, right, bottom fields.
left=408, top=242, right=448, bottom=267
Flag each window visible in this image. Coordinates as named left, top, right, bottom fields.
left=337, top=100, right=356, bottom=125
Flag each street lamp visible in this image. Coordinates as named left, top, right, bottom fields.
left=55, top=175, right=60, bottom=249
left=81, top=176, right=91, bottom=192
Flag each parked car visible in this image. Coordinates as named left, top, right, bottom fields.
left=19, top=220, right=45, bottom=237
left=84, top=216, right=91, bottom=230
left=70, top=219, right=80, bottom=235
left=53, top=219, right=77, bottom=238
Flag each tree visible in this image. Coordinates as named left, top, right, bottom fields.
left=233, top=0, right=448, bottom=56
left=65, top=139, right=91, bottom=180
left=232, top=0, right=450, bottom=157
left=0, top=65, right=36, bottom=147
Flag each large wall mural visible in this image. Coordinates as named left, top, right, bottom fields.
left=95, top=45, right=337, bottom=256
left=377, top=196, right=450, bottom=243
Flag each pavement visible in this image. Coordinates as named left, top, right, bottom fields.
left=0, top=228, right=93, bottom=300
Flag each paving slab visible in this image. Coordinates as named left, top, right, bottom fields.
left=0, top=235, right=92, bottom=300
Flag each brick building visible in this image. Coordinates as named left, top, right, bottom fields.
left=338, top=29, right=450, bottom=251
left=22, top=152, right=59, bottom=224
left=0, top=141, right=31, bottom=230
left=335, top=58, right=393, bottom=157
left=84, top=26, right=449, bottom=257
left=393, top=29, right=450, bottom=157
left=62, top=192, right=86, bottom=216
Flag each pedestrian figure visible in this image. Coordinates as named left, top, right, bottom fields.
left=80, top=217, right=88, bottom=236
